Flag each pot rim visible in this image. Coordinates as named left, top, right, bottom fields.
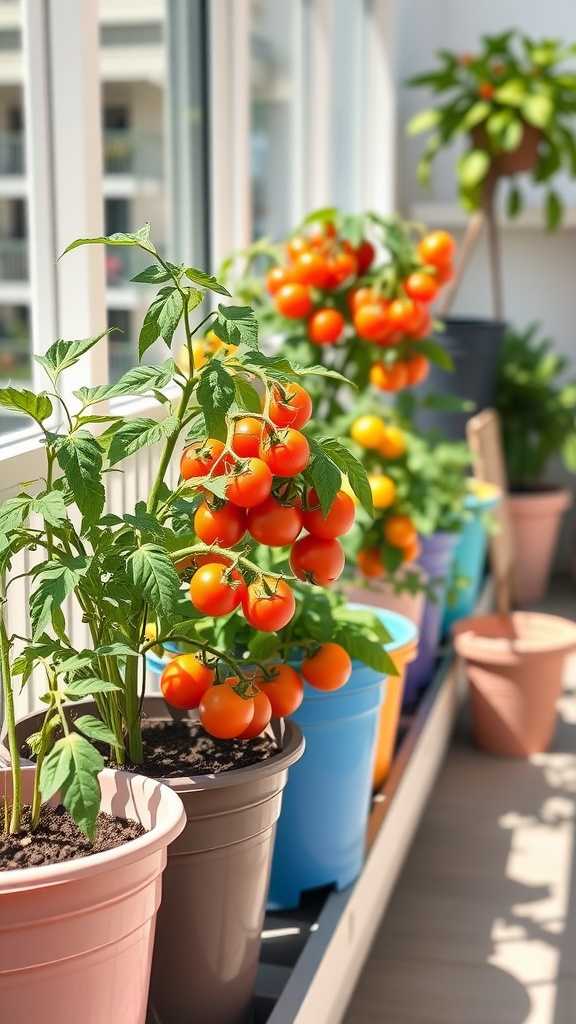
left=453, top=611, right=576, bottom=665
left=507, top=487, right=572, bottom=513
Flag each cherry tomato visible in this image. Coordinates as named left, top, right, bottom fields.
left=357, top=547, right=385, bottom=579
left=402, top=536, right=422, bottom=563
left=369, top=361, right=409, bottom=392
left=199, top=682, right=255, bottom=739
left=325, top=250, right=358, bottom=289
left=259, top=428, right=310, bottom=477
left=193, top=501, right=247, bottom=547
left=378, top=425, right=407, bottom=459
left=355, top=239, right=376, bottom=274
left=189, top=562, right=246, bottom=616
left=403, top=271, right=439, bottom=304
left=418, top=231, right=456, bottom=267
left=434, top=261, right=455, bottom=286
left=237, top=689, right=273, bottom=739
left=302, top=489, right=355, bottom=539
left=384, top=514, right=418, bottom=549
left=176, top=551, right=232, bottom=573
left=232, top=417, right=264, bottom=458
left=269, top=382, right=313, bottom=430
left=478, top=82, right=495, bottom=100
left=180, top=438, right=227, bottom=480
left=289, top=535, right=345, bottom=585
left=242, top=577, right=296, bottom=632
left=301, top=643, right=352, bottom=691
left=368, top=474, right=396, bottom=509
left=160, top=654, right=215, bottom=710
left=307, top=308, right=346, bottom=345
left=275, top=283, right=314, bottom=319
left=348, top=286, right=379, bottom=314
left=285, top=235, right=310, bottom=263
left=353, top=301, right=392, bottom=343
left=254, top=664, right=304, bottom=717
left=350, top=415, right=387, bottom=450
left=266, top=265, right=295, bottom=295
left=388, top=297, right=421, bottom=333
left=247, top=495, right=303, bottom=546
left=293, top=250, right=330, bottom=288
left=403, top=353, right=430, bottom=387
left=408, top=303, right=433, bottom=340
left=226, top=458, right=273, bottom=508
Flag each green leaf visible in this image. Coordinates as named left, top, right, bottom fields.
left=185, top=267, right=231, bottom=297
left=75, top=714, right=119, bottom=747
left=213, top=305, right=258, bottom=349
left=35, top=330, right=113, bottom=386
left=126, top=543, right=181, bottom=617
left=234, top=377, right=263, bottom=414
left=107, top=416, right=176, bottom=466
left=123, top=504, right=166, bottom=540
left=29, top=556, right=91, bottom=640
left=31, top=491, right=68, bottom=528
left=0, top=387, right=52, bottom=424
left=60, top=223, right=156, bottom=257
left=501, top=118, right=523, bottom=152
left=561, top=433, right=576, bottom=472
left=507, top=183, right=523, bottom=218
left=0, top=495, right=32, bottom=534
left=41, top=733, right=104, bottom=839
left=545, top=190, right=563, bottom=230
left=139, top=287, right=184, bottom=358
left=196, top=362, right=236, bottom=441
left=459, top=101, right=491, bottom=131
left=309, top=437, right=373, bottom=517
left=522, top=93, right=553, bottom=129
left=306, top=439, right=342, bottom=517
left=493, top=78, right=526, bottom=106
left=412, top=339, right=454, bottom=371
left=64, top=677, right=121, bottom=697
left=130, top=264, right=176, bottom=284
left=54, top=431, right=105, bottom=524
left=187, top=288, right=205, bottom=313
left=248, top=632, right=281, bottom=662
left=75, top=360, right=176, bottom=406
left=405, top=108, right=443, bottom=135
left=457, top=148, right=490, bottom=189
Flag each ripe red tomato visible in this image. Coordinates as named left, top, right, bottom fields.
left=246, top=495, right=303, bottom=546
left=160, top=654, right=215, bottom=709
left=478, top=82, right=495, bottom=100
left=199, top=682, right=255, bottom=739
left=357, top=547, right=385, bottom=578
left=307, top=308, right=346, bottom=345
left=180, top=438, right=227, bottom=480
left=189, top=562, right=246, bottom=616
left=403, top=352, right=430, bottom=386
left=259, top=428, right=310, bottom=477
left=237, top=689, right=273, bottom=738
left=269, top=382, right=313, bottom=429
left=301, top=643, right=352, bottom=691
left=369, top=361, right=409, bottom=392
left=266, top=265, right=295, bottom=295
left=242, top=577, right=296, bottom=631
left=325, top=250, right=358, bottom=289
left=388, top=297, right=421, bottom=333
left=348, top=286, right=379, bottom=314
left=226, top=458, right=273, bottom=507
left=176, top=551, right=232, bottom=573
left=355, top=239, right=376, bottom=274
left=434, top=261, right=455, bottom=286
left=293, top=250, right=330, bottom=288
left=301, top=489, right=355, bottom=539
left=232, top=416, right=264, bottom=458
left=289, top=535, right=345, bottom=585
left=285, top=235, right=310, bottom=263
left=353, top=301, right=392, bottom=343
left=193, top=501, right=247, bottom=547
left=275, top=283, right=314, bottom=320
left=418, top=231, right=456, bottom=267
left=403, top=271, right=439, bottom=304
left=253, top=664, right=304, bottom=717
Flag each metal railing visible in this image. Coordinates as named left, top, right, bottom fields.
left=0, top=132, right=24, bottom=175
left=103, top=129, right=163, bottom=178
left=0, top=237, right=28, bottom=280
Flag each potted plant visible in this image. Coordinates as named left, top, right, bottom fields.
left=0, top=224, right=373, bottom=1024
left=405, top=30, right=576, bottom=432
left=493, top=322, right=576, bottom=602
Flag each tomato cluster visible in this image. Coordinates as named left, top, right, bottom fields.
left=160, top=643, right=353, bottom=740
left=266, top=221, right=456, bottom=395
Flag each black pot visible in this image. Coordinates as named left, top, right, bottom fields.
left=414, top=317, right=507, bottom=440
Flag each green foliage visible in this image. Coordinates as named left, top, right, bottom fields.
left=494, top=322, right=576, bottom=485
left=406, top=30, right=576, bottom=225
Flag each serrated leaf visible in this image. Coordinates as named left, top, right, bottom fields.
left=406, top=108, right=443, bottom=135
left=545, top=190, right=563, bottom=230
left=75, top=360, right=176, bottom=406
left=310, top=437, right=373, bottom=516
left=130, top=264, right=175, bottom=284
left=123, top=504, right=166, bottom=539
left=29, top=556, right=90, bottom=640
left=139, top=287, right=184, bottom=358
left=61, top=223, right=155, bottom=257
left=107, top=417, right=170, bottom=466
left=64, top=677, right=121, bottom=696
left=234, top=377, right=263, bottom=414
left=0, top=387, right=52, bottom=424
left=30, top=491, right=68, bottom=528
left=196, top=362, right=236, bottom=441
left=35, top=330, right=112, bottom=386
left=0, top=495, right=32, bottom=534
left=213, top=305, right=258, bottom=349
left=522, top=93, right=553, bottom=129
left=54, top=431, right=105, bottom=524
left=306, top=439, right=342, bottom=516
left=185, top=267, right=231, bottom=296
left=187, top=288, right=204, bottom=312
left=457, top=148, right=490, bottom=189
left=126, top=543, right=181, bottom=617
left=248, top=632, right=281, bottom=662
left=75, top=714, right=119, bottom=747
left=41, top=733, right=104, bottom=839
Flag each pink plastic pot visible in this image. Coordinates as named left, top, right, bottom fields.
left=508, top=488, right=572, bottom=603
left=342, top=563, right=427, bottom=630
left=0, top=766, right=186, bottom=1024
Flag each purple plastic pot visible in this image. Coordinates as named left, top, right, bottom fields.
left=403, top=531, right=460, bottom=707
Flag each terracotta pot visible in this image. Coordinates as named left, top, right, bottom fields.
left=342, top=562, right=427, bottom=630
left=0, top=765, right=186, bottom=1024
left=453, top=611, right=576, bottom=756
left=470, top=121, right=542, bottom=176
left=6, top=698, right=304, bottom=1024
left=508, top=487, right=572, bottom=603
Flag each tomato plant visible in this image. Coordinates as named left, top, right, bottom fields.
left=237, top=688, right=273, bottom=738
left=199, top=682, right=255, bottom=739
left=289, top=535, right=345, bottom=585
left=246, top=495, right=303, bottom=546
left=274, top=282, right=314, bottom=319
left=308, top=308, right=346, bottom=345
left=253, top=664, right=304, bottom=717
left=232, top=416, right=264, bottom=458
left=301, top=488, right=355, bottom=539
left=259, top=428, right=310, bottom=477
left=193, top=501, right=247, bottom=547
left=301, top=643, right=352, bottom=691
left=225, top=458, right=274, bottom=507
left=180, top=438, right=227, bottom=480
left=189, top=563, right=246, bottom=616
left=242, top=577, right=296, bottom=631
left=269, top=382, right=312, bottom=429
left=160, top=654, right=215, bottom=709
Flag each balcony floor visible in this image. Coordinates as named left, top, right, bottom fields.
left=344, top=578, right=576, bottom=1024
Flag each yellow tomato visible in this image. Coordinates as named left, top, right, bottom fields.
left=368, top=474, right=396, bottom=509
left=378, top=425, right=407, bottom=460
left=350, top=415, right=387, bottom=450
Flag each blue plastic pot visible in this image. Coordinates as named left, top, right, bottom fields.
left=442, top=484, right=501, bottom=637
left=267, top=660, right=386, bottom=910
left=403, top=531, right=461, bottom=706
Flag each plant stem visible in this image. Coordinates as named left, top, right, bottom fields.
left=0, top=603, right=20, bottom=833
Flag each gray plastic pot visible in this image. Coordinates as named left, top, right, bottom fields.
left=5, top=696, right=305, bottom=1024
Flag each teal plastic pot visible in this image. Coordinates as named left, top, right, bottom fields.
left=267, top=660, right=386, bottom=910
left=443, top=483, right=501, bottom=637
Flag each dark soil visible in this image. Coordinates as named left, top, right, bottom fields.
left=118, top=719, right=278, bottom=779
left=0, top=803, right=146, bottom=871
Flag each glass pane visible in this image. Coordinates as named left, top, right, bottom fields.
left=249, top=0, right=302, bottom=241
